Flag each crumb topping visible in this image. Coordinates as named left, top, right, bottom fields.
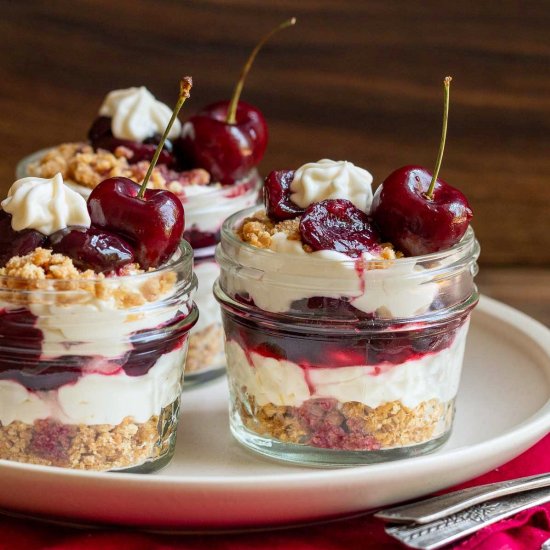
left=28, top=143, right=210, bottom=193
left=237, top=210, right=400, bottom=260
left=0, top=248, right=176, bottom=309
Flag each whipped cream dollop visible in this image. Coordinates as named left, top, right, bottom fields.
left=290, top=159, right=374, bottom=212
left=1, top=173, right=91, bottom=235
left=99, top=86, right=181, bottom=142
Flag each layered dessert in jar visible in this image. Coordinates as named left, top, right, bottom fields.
left=215, top=79, right=480, bottom=466
left=0, top=80, right=198, bottom=471
left=17, top=19, right=296, bottom=385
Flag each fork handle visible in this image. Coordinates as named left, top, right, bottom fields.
left=375, top=472, right=550, bottom=524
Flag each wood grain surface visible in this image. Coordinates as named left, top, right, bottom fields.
left=0, top=0, right=549, bottom=267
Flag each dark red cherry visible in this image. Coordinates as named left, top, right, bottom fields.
left=88, top=77, right=192, bottom=270
left=87, top=177, right=184, bottom=269
left=264, top=169, right=304, bottom=221
left=176, top=18, right=295, bottom=185
left=49, top=226, right=135, bottom=273
left=300, top=199, right=382, bottom=257
left=371, top=77, right=472, bottom=256
left=0, top=210, right=47, bottom=267
left=371, top=166, right=473, bottom=256
left=88, top=116, right=175, bottom=166
left=177, top=101, right=267, bottom=186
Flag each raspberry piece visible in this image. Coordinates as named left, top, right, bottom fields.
left=299, top=199, right=381, bottom=257
left=264, top=169, right=304, bottom=221
left=28, top=420, right=76, bottom=463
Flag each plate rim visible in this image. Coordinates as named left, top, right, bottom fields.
left=0, top=294, right=549, bottom=488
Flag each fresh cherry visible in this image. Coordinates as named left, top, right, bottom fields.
left=371, top=77, right=473, bottom=255
left=88, top=177, right=184, bottom=269
left=300, top=199, right=381, bottom=257
left=88, top=77, right=192, bottom=269
left=49, top=226, right=135, bottom=273
left=0, top=210, right=47, bottom=267
left=264, top=169, right=304, bottom=220
left=177, top=18, right=296, bottom=185
left=88, top=115, right=175, bottom=166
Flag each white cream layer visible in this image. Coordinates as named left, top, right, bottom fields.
left=0, top=347, right=185, bottom=426
left=227, top=230, right=438, bottom=318
left=226, top=322, right=468, bottom=409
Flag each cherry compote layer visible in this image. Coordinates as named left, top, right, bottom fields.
left=0, top=307, right=196, bottom=391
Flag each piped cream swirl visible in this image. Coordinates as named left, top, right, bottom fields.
left=1, top=173, right=91, bottom=235
left=99, top=86, right=181, bottom=142
left=290, top=159, right=374, bottom=212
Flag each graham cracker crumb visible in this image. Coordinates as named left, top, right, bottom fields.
left=0, top=249, right=176, bottom=309
left=0, top=399, right=179, bottom=470
left=238, top=394, right=450, bottom=450
left=28, top=143, right=211, bottom=193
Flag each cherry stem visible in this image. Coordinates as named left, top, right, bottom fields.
left=425, top=76, right=452, bottom=200
left=137, top=77, right=193, bottom=199
left=226, top=17, right=296, bottom=125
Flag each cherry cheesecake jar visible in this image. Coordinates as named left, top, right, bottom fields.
left=214, top=159, right=479, bottom=466
left=0, top=171, right=197, bottom=472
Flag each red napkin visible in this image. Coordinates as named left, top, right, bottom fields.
left=0, top=435, right=548, bottom=550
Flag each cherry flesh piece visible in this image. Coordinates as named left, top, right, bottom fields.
left=88, top=177, right=185, bottom=269
left=0, top=210, right=47, bottom=267
left=300, top=199, right=382, bottom=257
left=88, top=116, right=175, bottom=166
left=264, top=169, right=304, bottom=221
left=177, top=101, right=268, bottom=186
left=371, top=166, right=473, bottom=256
left=49, top=226, right=135, bottom=274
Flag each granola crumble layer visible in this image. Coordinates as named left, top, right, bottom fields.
left=0, top=400, right=180, bottom=471
left=0, top=248, right=176, bottom=309
left=27, top=142, right=210, bottom=193
left=186, top=323, right=225, bottom=374
left=237, top=395, right=452, bottom=451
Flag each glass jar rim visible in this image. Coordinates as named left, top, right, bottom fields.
left=220, top=206, right=478, bottom=267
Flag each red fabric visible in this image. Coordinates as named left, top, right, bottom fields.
left=0, top=435, right=548, bottom=550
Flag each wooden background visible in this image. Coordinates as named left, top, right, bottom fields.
left=0, top=1, right=549, bottom=322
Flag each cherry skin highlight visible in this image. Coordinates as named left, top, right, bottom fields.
left=87, top=177, right=185, bottom=269
left=371, top=165, right=473, bottom=256
left=49, top=226, right=135, bottom=273
left=300, top=199, right=382, bottom=257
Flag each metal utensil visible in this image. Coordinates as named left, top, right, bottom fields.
left=375, top=472, right=550, bottom=524
left=384, top=486, right=550, bottom=549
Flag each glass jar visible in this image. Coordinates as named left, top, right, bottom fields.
left=215, top=207, right=480, bottom=466
left=16, top=150, right=261, bottom=386
left=0, top=242, right=197, bottom=472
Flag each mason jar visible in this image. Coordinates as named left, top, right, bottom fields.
left=16, top=149, right=261, bottom=386
left=0, top=242, right=197, bottom=472
left=215, top=207, right=480, bottom=466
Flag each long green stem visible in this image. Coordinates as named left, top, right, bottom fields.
left=226, top=17, right=296, bottom=125
left=137, top=77, right=193, bottom=199
left=425, top=76, right=452, bottom=200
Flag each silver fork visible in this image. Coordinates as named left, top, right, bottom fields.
left=375, top=474, right=550, bottom=549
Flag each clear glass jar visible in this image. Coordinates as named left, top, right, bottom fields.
left=215, top=207, right=480, bottom=466
left=0, top=242, right=197, bottom=472
left=16, top=149, right=261, bottom=386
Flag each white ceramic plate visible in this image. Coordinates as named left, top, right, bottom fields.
left=0, top=296, right=549, bottom=531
